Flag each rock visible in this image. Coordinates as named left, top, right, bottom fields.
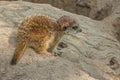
left=0, top=1, right=120, bottom=80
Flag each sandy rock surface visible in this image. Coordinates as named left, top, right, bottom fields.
left=0, top=1, right=120, bottom=80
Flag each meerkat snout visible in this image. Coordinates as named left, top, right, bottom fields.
left=57, top=15, right=82, bottom=34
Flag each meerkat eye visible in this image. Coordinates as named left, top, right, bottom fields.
left=72, top=26, right=78, bottom=30
left=63, top=26, right=68, bottom=31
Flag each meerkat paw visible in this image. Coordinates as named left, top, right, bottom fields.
left=41, top=51, right=55, bottom=59
left=44, top=51, right=52, bottom=57
left=39, top=51, right=52, bottom=57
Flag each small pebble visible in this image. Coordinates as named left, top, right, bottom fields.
left=58, top=42, right=68, bottom=48
left=54, top=52, right=62, bottom=56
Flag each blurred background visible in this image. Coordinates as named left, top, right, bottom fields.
left=0, top=0, right=120, bottom=20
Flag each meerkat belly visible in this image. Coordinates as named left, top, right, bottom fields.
left=47, top=33, right=55, bottom=47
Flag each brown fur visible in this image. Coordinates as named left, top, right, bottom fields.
left=11, top=14, right=81, bottom=65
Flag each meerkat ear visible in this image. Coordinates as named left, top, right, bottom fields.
left=57, top=15, right=69, bottom=26
left=57, top=15, right=75, bottom=24
left=57, top=16, right=67, bottom=30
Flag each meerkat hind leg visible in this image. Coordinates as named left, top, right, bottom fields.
left=34, top=41, right=52, bottom=57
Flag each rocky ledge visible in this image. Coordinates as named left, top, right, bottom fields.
left=0, top=1, right=120, bottom=80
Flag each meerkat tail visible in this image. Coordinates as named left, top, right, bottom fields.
left=11, top=41, right=28, bottom=65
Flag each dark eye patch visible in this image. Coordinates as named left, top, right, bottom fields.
left=63, top=26, right=68, bottom=31
left=72, top=26, right=78, bottom=30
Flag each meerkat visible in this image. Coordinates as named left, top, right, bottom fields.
left=10, top=14, right=82, bottom=65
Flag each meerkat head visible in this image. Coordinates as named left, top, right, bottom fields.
left=57, top=15, right=82, bottom=34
